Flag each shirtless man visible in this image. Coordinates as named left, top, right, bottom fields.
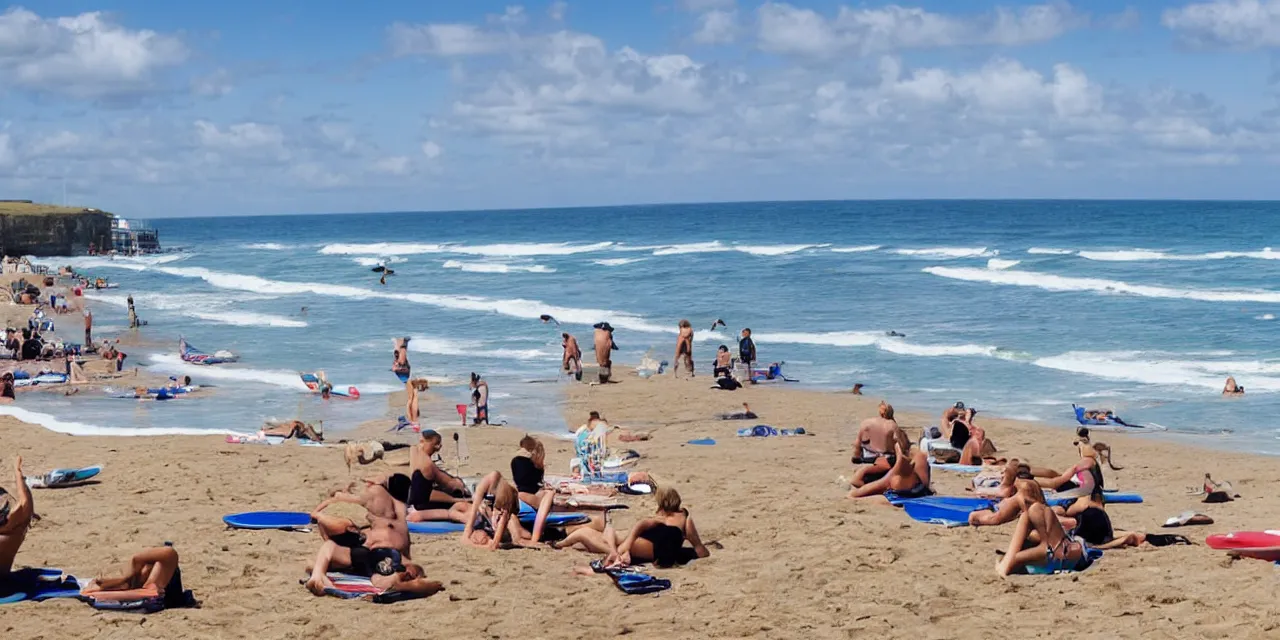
left=310, top=475, right=408, bottom=546
left=392, top=338, right=411, bottom=383
left=593, top=322, right=616, bottom=384
left=1, top=456, right=33, bottom=578
left=673, top=319, right=695, bottom=378
left=303, top=495, right=443, bottom=598
left=562, top=333, right=582, bottom=382
left=849, top=402, right=903, bottom=487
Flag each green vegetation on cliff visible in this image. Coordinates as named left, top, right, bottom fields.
left=0, top=201, right=111, bottom=216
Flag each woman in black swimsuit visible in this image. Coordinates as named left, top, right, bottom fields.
left=512, top=435, right=557, bottom=543
left=1058, top=486, right=1191, bottom=549
left=406, top=430, right=471, bottom=523
left=554, top=486, right=710, bottom=567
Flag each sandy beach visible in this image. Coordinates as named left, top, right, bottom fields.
left=3, top=365, right=1280, bottom=639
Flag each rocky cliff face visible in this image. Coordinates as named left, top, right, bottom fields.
left=0, top=212, right=113, bottom=257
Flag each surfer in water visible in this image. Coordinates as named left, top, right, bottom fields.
left=1223, top=376, right=1245, bottom=396
left=540, top=314, right=560, bottom=326
left=673, top=319, right=694, bottom=377
left=709, top=318, right=726, bottom=332
left=562, top=332, right=582, bottom=381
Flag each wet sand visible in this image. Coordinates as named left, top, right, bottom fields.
left=2, top=369, right=1280, bottom=639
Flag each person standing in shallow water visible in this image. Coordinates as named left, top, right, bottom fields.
left=593, top=322, right=616, bottom=384
left=562, top=332, right=582, bottom=382
left=673, top=319, right=694, bottom=378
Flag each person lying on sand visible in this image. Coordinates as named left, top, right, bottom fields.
left=849, top=402, right=901, bottom=487
left=970, top=464, right=1048, bottom=527
left=1055, top=485, right=1191, bottom=549
left=573, top=411, right=650, bottom=446
left=1036, top=436, right=1120, bottom=496
left=555, top=486, right=710, bottom=568
left=310, top=474, right=412, bottom=550
left=718, top=402, right=757, bottom=420
left=80, top=546, right=187, bottom=603
left=996, top=502, right=1094, bottom=576
left=0, top=457, right=33, bottom=576
left=1223, top=376, right=1245, bottom=396
left=849, top=438, right=932, bottom=501
left=304, top=502, right=441, bottom=598
left=261, top=419, right=323, bottom=442
left=406, top=430, right=472, bottom=523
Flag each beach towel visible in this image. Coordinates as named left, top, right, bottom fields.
left=737, top=425, right=778, bottom=437
left=314, top=573, right=428, bottom=604
left=0, top=568, right=82, bottom=604
left=589, top=561, right=671, bottom=595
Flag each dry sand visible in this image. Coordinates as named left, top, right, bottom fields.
left=2, top=368, right=1280, bottom=639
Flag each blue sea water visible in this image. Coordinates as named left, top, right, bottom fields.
left=15, top=200, right=1280, bottom=452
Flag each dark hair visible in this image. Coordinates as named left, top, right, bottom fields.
left=742, top=327, right=751, bottom=333
left=420, top=429, right=441, bottom=444
left=470, top=372, right=479, bottom=383
left=562, top=333, right=569, bottom=339
left=1076, top=427, right=1090, bottom=439
left=718, top=344, right=728, bottom=351
left=384, top=473, right=411, bottom=503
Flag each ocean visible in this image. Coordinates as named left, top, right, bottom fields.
left=13, top=200, right=1280, bottom=452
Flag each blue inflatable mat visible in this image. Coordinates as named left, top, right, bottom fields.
left=891, top=493, right=1142, bottom=509
left=902, top=502, right=973, bottom=526
left=0, top=568, right=82, bottom=604
left=407, top=521, right=466, bottom=535
left=223, top=511, right=311, bottom=530
left=518, top=501, right=589, bottom=526
left=687, top=438, right=716, bottom=446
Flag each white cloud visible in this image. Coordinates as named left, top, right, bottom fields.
left=192, top=68, right=232, bottom=97
left=421, top=141, right=443, bottom=159
left=756, top=2, right=1080, bottom=57
left=693, top=9, right=739, bottom=44
left=373, top=156, right=412, bottom=175
left=0, top=7, right=187, bottom=99
left=387, top=22, right=512, bottom=56
left=1162, top=0, right=1280, bottom=49
left=28, top=131, right=80, bottom=156
left=194, top=121, right=285, bottom=151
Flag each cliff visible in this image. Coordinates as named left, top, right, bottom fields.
left=0, top=201, right=114, bottom=257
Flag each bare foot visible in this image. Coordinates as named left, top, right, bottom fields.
left=305, top=574, right=333, bottom=596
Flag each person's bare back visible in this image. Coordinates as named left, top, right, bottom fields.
left=0, top=456, right=33, bottom=575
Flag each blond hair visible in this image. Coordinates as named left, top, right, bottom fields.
left=878, top=401, right=894, bottom=420
left=655, top=486, right=682, bottom=514
left=493, top=481, right=518, bottom=514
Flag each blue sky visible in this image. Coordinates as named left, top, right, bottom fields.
left=2, top=0, right=1279, bottom=217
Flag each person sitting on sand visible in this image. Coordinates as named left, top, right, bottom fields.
left=849, top=401, right=902, bottom=487
left=1055, top=485, right=1191, bottom=549
left=673, top=319, right=694, bottom=377
left=713, top=345, right=732, bottom=378
left=941, top=402, right=967, bottom=442
left=959, top=422, right=998, bottom=465
left=970, top=463, right=1048, bottom=527
left=392, top=339, right=411, bottom=383
left=849, top=438, right=932, bottom=500
left=1223, top=376, right=1245, bottom=396
left=406, top=430, right=471, bottom=523
left=556, top=486, right=710, bottom=568
left=562, top=333, right=582, bottom=382
left=261, top=419, right=323, bottom=442
left=1, top=456, right=33, bottom=577
left=0, top=373, right=14, bottom=405
left=459, top=471, right=542, bottom=550
left=404, top=378, right=429, bottom=426
left=1036, top=434, right=1121, bottom=496
left=996, top=502, right=1094, bottom=576
left=513, top=436, right=557, bottom=543
left=79, top=546, right=190, bottom=604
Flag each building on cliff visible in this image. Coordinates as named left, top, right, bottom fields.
left=0, top=200, right=159, bottom=257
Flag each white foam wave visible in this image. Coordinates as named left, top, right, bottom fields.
left=137, top=265, right=669, bottom=333
left=320, top=242, right=612, bottom=257
left=924, top=266, right=1280, bottom=304
left=351, top=256, right=408, bottom=267
left=734, top=244, right=827, bottom=256
left=753, top=330, right=1008, bottom=358
left=408, top=336, right=555, bottom=360
left=593, top=258, right=645, bottom=267
left=244, top=243, right=291, bottom=251
left=355, top=382, right=402, bottom=395
left=830, top=245, right=881, bottom=253
left=651, top=242, right=731, bottom=256
left=987, top=259, right=1021, bottom=270
left=441, top=260, right=555, bottom=274
left=1077, top=248, right=1280, bottom=262
left=0, top=405, right=236, bottom=437
left=84, top=292, right=305, bottom=328
left=147, top=353, right=310, bottom=391
left=1259, top=314, right=1276, bottom=321
left=893, top=247, right=995, bottom=259
left=1026, top=248, right=1074, bottom=255
left=1033, top=350, right=1280, bottom=392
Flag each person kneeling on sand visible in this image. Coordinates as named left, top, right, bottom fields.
left=261, top=419, right=323, bottom=442
left=406, top=430, right=472, bottom=523
left=557, top=486, right=710, bottom=568
left=848, top=438, right=932, bottom=501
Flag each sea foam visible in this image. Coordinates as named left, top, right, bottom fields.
left=924, top=266, right=1280, bottom=304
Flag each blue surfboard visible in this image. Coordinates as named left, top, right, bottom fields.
left=407, top=521, right=467, bottom=535
left=223, top=511, right=311, bottom=530
left=517, top=501, right=589, bottom=526
left=26, top=465, right=102, bottom=488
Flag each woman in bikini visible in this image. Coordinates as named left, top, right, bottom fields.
left=554, top=486, right=710, bottom=567
left=996, top=502, right=1094, bottom=576
left=459, top=471, right=602, bottom=550
left=512, top=435, right=557, bottom=543
left=404, top=378, right=429, bottom=426
left=848, top=436, right=932, bottom=501
left=970, top=463, right=1048, bottom=527
left=1056, top=486, right=1191, bottom=549
left=1036, top=436, right=1121, bottom=496
left=392, top=338, right=411, bottom=383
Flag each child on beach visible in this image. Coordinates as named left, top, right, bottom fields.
left=713, top=345, right=732, bottom=378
